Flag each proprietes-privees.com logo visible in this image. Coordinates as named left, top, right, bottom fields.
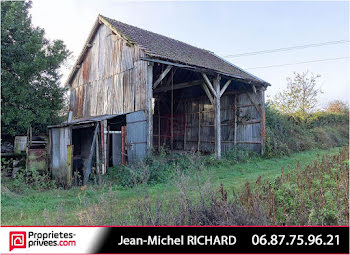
left=9, top=231, right=77, bottom=252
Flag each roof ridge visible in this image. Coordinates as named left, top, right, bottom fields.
left=100, top=14, right=214, bottom=55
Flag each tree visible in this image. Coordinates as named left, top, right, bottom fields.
left=326, top=100, right=349, bottom=115
left=271, top=71, right=322, bottom=120
left=1, top=1, right=71, bottom=135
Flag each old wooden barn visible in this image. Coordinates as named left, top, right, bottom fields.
left=48, top=14, right=270, bottom=185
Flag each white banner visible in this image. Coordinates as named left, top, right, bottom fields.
left=0, top=227, right=106, bottom=254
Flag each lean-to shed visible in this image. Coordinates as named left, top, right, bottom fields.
left=49, top=14, right=270, bottom=185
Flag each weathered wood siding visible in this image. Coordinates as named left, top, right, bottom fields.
left=172, top=90, right=264, bottom=153
left=70, top=24, right=147, bottom=119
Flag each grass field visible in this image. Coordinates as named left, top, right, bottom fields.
left=1, top=146, right=345, bottom=226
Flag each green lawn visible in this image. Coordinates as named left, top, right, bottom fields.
left=1, top=146, right=343, bottom=225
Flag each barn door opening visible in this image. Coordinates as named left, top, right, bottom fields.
left=126, top=111, right=147, bottom=163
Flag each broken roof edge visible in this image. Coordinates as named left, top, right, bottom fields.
left=48, top=114, right=122, bottom=129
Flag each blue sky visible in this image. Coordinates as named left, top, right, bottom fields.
left=30, top=1, right=349, bottom=107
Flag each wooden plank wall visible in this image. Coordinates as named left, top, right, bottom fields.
left=70, top=24, right=147, bottom=119
left=172, top=90, right=264, bottom=153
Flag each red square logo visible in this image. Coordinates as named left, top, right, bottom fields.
left=9, top=231, right=26, bottom=251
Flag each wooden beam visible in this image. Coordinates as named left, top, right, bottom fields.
left=201, top=73, right=217, bottom=97
left=246, top=92, right=263, bottom=117
left=214, top=75, right=221, bottom=160
left=154, top=79, right=202, bottom=93
left=153, top=65, right=172, bottom=89
left=260, top=89, right=266, bottom=155
left=146, top=62, right=154, bottom=152
left=102, top=120, right=107, bottom=174
left=220, top=79, right=232, bottom=97
left=95, top=129, right=100, bottom=174
left=252, top=84, right=257, bottom=94
left=234, top=95, right=237, bottom=146
left=201, top=82, right=214, bottom=105
left=84, top=124, right=99, bottom=185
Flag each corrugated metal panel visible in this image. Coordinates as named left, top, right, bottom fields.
left=126, top=111, right=147, bottom=163
left=51, top=127, right=71, bottom=185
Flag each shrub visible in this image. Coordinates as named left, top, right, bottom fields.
left=264, top=104, right=349, bottom=157
left=107, top=152, right=205, bottom=188
left=9, top=167, right=56, bottom=193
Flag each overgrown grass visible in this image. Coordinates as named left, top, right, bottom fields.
left=1, top=146, right=345, bottom=225
left=2, top=107, right=348, bottom=225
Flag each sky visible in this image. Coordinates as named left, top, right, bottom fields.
left=30, top=0, right=350, bottom=108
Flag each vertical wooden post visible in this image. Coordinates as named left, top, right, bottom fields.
left=260, top=88, right=266, bottom=155
left=183, top=114, right=187, bottom=150
left=67, top=145, right=73, bottom=188
left=84, top=124, right=99, bottom=185
left=95, top=130, right=100, bottom=174
left=106, top=125, right=110, bottom=170
left=146, top=62, right=154, bottom=152
left=101, top=120, right=107, bottom=174
left=170, top=69, right=174, bottom=151
left=197, top=103, right=201, bottom=151
left=214, top=75, right=221, bottom=159
left=121, top=126, right=126, bottom=165
left=158, top=102, right=161, bottom=152
left=234, top=94, right=237, bottom=146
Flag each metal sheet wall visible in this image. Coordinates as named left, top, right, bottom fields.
left=50, top=127, right=71, bottom=184
left=126, top=111, right=147, bottom=162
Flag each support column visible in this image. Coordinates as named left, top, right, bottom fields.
left=146, top=62, right=154, bottom=152
left=260, top=88, right=266, bottom=155
left=214, top=75, right=221, bottom=159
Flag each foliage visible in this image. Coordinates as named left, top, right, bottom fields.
left=264, top=104, right=348, bottom=157
left=326, top=100, right=349, bottom=115
left=1, top=1, right=71, bottom=135
left=59, top=147, right=350, bottom=226
left=5, top=167, right=56, bottom=193
left=271, top=71, right=322, bottom=120
left=107, top=152, right=205, bottom=187
left=248, top=146, right=349, bottom=225
left=305, top=111, right=349, bottom=128
left=1, top=147, right=344, bottom=225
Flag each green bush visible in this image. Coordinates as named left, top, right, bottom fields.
left=8, top=167, right=56, bottom=193
left=306, top=111, right=349, bottom=128
left=107, top=153, right=203, bottom=188
left=264, top=104, right=349, bottom=157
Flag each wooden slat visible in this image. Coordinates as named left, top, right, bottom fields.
left=246, top=92, right=263, bottom=116
left=220, top=79, right=232, bottom=97
left=153, top=65, right=172, bottom=89
left=154, top=79, right=202, bottom=93
left=84, top=124, right=99, bottom=185
left=201, top=73, right=217, bottom=97
left=201, top=82, right=214, bottom=105
left=146, top=62, right=153, bottom=151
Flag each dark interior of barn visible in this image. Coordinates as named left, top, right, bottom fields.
left=152, top=63, right=257, bottom=154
